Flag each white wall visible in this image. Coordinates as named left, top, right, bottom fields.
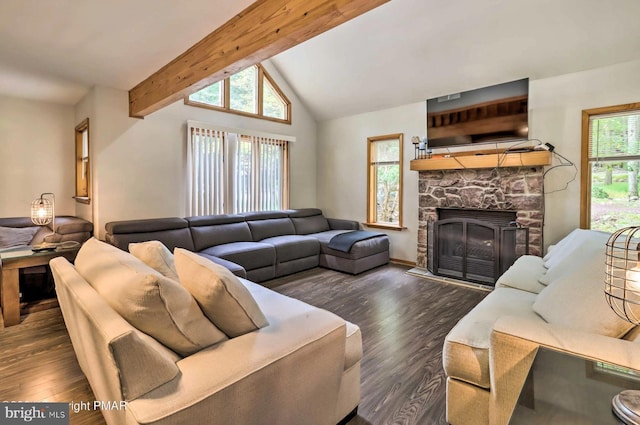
left=82, top=61, right=317, bottom=238
left=0, top=95, right=75, bottom=217
left=530, top=59, right=640, bottom=246
left=317, top=59, right=640, bottom=262
left=317, top=102, right=423, bottom=262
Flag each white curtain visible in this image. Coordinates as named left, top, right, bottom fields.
left=228, top=135, right=287, bottom=213
left=187, top=122, right=289, bottom=216
left=187, top=126, right=226, bottom=216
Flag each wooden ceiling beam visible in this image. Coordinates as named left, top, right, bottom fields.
left=128, top=0, right=389, bottom=118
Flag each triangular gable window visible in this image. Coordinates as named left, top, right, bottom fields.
left=186, top=64, right=291, bottom=124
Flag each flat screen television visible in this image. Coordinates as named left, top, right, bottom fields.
left=426, top=78, right=529, bottom=149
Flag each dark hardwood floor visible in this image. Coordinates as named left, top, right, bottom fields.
left=0, top=264, right=486, bottom=425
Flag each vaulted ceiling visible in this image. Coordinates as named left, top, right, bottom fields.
left=2, top=0, right=640, bottom=121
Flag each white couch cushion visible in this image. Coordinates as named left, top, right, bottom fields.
left=542, top=229, right=610, bottom=270
left=538, top=230, right=611, bottom=285
left=533, top=244, right=634, bottom=338
left=443, top=288, right=540, bottom=388
left=129, top=240, right=178, bottom=280
left=75, top=238, right=227, bottom=356
left=174, top=248, right=269, bottom=338
left=496, top=255, right=547, bottom=293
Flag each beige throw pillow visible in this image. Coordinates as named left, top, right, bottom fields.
left=533, top=247, right=634, bottom=338
left=129, top=240, right=179, bottom=281
left=75, top=238, right=227, bottom=356
left=174, top=248, right=269, bottom=337
left=496, top=255, right=547, bottom=293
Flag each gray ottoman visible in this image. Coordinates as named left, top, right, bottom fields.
left=309, top=230, right=390, bottom=274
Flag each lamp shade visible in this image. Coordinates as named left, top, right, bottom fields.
left=30, top=193, right=55, bottom=226
left=604, top=226, right=640, bottom=325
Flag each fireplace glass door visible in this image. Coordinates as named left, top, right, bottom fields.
left=435, top=219, right=500, bottom=285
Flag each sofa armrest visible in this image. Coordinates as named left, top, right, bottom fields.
left=489, top=316, right=640, bottom=425
left=197, top=253, right=247, bottom=278
left=51, top=257, right=180, bottom=403
left=127, top=308, right=347, bottom=425
left=328, top=218, right=359, bottom=230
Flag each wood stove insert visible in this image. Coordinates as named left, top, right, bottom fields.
left=429, top=208, right=528, bottom=286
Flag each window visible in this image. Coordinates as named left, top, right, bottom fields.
left=187, top=121, right=290, bottom=216
left=186, top=64, right=291, bottom=124
left=367, top=133, right=403, bottom=230
left=74, top=118, right=90, bottom=204
left=581, top=103, right=640, bottom=231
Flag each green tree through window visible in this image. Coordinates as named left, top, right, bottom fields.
left=367, top=134, right=404, bottom=229
left=582, top=103, right=640, bottom=231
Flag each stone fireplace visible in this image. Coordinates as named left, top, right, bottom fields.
left=416, top=166, right=544, bottom=279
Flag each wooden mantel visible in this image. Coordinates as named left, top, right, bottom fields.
left=410, top=148, right=552, bottom=171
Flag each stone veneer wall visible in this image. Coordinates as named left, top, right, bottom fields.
left=417, top=166, right=544, bottom=269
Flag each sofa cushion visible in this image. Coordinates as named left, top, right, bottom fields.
left=292, top=215, right=331, bottom=235
left=75, top=238, right=227, bottom=356
left=538, top=230, right=611, bottom=285
left=201, top=242, right=275, bottom=270
left=129, top=240, right=179, bottom=281
left=495, top=255, right=547, bottom=293
left=105, top=217, right=195, bottom=251
left=247, top=218, right=296, bottom=241
left=174, top=249, right=269, bottom=338
left=260, top=235, right=320, bottom=262
left=443, top=288, right=540, bottom=389
left=533, top=245, right=635, bottom=338
left=190, top=221, right=253, bottom=251
left=542, top=229, right=610, bottom=270
left=0, top=225, right=39, bottom=248
left=51, top=216, right=93, bottom=234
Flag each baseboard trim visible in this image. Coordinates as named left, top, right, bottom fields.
left=390, top=258, right=416, bottom=267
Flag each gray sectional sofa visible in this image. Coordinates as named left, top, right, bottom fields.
left=0, top=216, right=93, bottom=246
left=105, top=208, right=390, bottom=282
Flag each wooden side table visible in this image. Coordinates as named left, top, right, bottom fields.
left=0, top=247, right=79, bottom=327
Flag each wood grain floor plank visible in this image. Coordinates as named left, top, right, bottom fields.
left=0, top=264, right=486, bottom=425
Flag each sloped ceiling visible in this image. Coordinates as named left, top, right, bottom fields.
left=271, top=0, right=640, bottom=121
left=0, top=0, right=255, bottom=104
left=1, top=0, right=639, bottom=121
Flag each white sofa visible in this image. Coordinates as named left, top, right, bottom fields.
left=50, top=239, right=362, bottom=425
left=443, top=229, right=640, bottom=425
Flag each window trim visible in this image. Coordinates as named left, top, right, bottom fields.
left=580, top=102, right=640, bottom=228
left=74, top=118, right=91, bottom=204
left=366, top=133, right=404, bottom=231
left=184, top=64, right=292, bottom=124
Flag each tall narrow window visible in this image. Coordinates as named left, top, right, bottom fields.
left=187, top=121, right=290, bottom=216
left=367, top=134, right=403, bottom=230
left=581, top=103, right=640, bottom=231
left=74, top=118, right=90, bottom=204
left=230, top=66, right=257, bottom=114
left=185, top=64, right=291, bottom=124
